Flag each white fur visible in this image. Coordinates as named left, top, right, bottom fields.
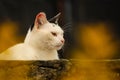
left=0, top=22, right=64, bottom=60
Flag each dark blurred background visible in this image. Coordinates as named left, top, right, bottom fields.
left=0, top=0, right=120, bottom=59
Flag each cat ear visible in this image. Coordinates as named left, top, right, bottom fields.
left=49, top=13, right=61, bottom=24
left=34, top=12, right=48, bottom=29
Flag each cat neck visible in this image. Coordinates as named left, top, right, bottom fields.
left=22, top=42, right=58, bottom=60
left=24, top=42, right=58, bottom=60
left=24, top=41, right=57, bottom=52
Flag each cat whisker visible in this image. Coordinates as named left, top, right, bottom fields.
left=63, top=22, right=72, bottom=28
left=63, top=22, right=73, bottom=33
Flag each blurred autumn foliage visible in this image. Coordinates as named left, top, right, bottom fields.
left=71, top=22, right=119, bottom=60
left=0, top=20, right=24, bottom=52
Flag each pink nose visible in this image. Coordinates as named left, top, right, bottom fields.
left=61, top=39, right=65, bottom=43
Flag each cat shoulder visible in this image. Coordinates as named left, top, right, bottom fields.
left=0, top=43, right=33, bottom=60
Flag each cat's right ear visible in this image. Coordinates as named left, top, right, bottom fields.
left=49, top=13, right=61, bottom=24
left=34, top=12, right=48, bottom=29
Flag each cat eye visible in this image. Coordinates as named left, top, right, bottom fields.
left=51, top=32, right=57, bottom=36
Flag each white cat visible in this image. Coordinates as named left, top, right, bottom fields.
left=0, top=12, right=65, bottom=60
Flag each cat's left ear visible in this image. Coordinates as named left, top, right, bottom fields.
left=34, top=12, right=48, bottom=29
left=49, top=13, right=61, bottom=24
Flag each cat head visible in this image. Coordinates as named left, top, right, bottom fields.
left=25, top=12, right=64, bottom=50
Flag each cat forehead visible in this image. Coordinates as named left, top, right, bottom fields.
left=43, top=23, right=63, bottom=33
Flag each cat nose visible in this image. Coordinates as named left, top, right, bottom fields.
left=61, top=39, right=65, bottom=43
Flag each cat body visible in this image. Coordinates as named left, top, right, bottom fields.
left=0, top=43, right=58, bottom=60
left=0, top=12, right=64, bottom=60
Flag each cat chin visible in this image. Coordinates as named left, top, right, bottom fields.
left=55, top=45, right=63, bottom=50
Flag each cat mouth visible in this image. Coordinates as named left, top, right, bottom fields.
left=56, top=44, right=63, bottom=48
left=56, top=45, right=62, bottom=47
left=55, top=44, right=63, bottom=50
